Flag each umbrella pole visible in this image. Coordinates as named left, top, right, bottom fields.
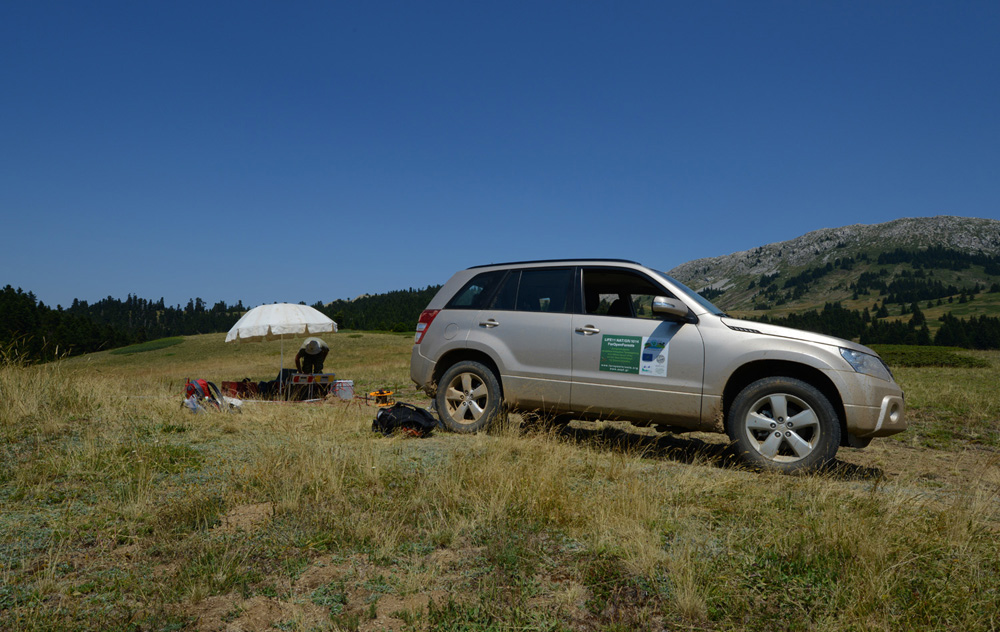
left=279, top=335, right=285, bottom=398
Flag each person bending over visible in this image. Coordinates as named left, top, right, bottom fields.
left=295, top=337, right=329, bottom=374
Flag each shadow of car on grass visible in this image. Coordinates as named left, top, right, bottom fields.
left=542, top=422, right=884, bottom=481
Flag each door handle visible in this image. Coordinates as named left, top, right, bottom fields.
left=480, top=319, right=499, bottom=328
left=575, top=325, right=600, bottom=335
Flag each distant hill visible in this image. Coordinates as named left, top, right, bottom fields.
left=666, top=216, right=1000, bottom=348
left=668, top=216, right=1000, bottom=314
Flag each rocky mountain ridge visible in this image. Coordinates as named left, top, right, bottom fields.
left=668, top=215, right=1000, bottom=298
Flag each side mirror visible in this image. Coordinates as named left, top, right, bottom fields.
left=652, top=296, right=692, bottom=321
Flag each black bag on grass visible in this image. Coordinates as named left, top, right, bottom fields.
left=372, top=403, right=438, bottom=438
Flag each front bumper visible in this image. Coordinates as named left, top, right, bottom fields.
left=845, top=394, right=906, bottom=438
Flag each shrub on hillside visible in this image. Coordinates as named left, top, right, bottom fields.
left=869, top=345, right=990, bottom=368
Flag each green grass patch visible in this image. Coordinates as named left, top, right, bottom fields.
left=310, top=582, right=347, bottom=612
left=109, top=337, right=184, bottom=355
left=889, top=350, right=1000, bottom=448
left=870, top=344, right=990, bottom=368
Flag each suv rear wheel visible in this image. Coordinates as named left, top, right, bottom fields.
left=728, top=377, right=840, bottom=472
left=436, top=361, right=503, bottom=433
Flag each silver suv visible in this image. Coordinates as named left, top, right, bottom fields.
left=410, top=259, right=906, bottom=471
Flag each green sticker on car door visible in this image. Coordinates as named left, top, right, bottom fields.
left=600, top=335, right=670, bottom=375
left=599, top=335, right=642, bottom=373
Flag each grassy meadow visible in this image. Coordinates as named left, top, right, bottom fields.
left=1, top=333, right=998, bottom=631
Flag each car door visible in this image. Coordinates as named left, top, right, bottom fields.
left=468, top=267, right=575, bottom=411
left=570, top=267, right=705, bottom=426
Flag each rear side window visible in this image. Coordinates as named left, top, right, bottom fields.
left=489, top=271, right=520, bottom=310
left=514, top=268, right=573, bottom=313
left=448, top=267, right=574, bottom=313
left=445, top=271, right=506, bottom=309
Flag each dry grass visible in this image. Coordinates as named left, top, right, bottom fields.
left=0, top=333, right=998, bottom=631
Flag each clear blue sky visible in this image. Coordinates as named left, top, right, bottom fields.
left=2, top=1, right=998, bottom=310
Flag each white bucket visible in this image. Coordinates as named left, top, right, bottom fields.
left=332, top=380, right=354, bottom=400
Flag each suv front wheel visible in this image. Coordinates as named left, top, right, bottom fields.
left=728, top=377, right=841, bottom=472
left=436, top=361, right=503, bottom=433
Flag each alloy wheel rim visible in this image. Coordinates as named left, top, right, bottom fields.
left=444, top=372, right=489, bottom=424
left=743, top=393, right=821, bottom=463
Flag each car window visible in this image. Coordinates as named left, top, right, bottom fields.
left=445, top=270, right=505, bottom=309
left=514, top=268, right=573, bottom=313
left=488, top=270, right=519, bottom=311
left=582, top=268, right=672, bottom=319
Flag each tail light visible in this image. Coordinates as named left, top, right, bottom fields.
left=414, top=309, right=440, bottom=344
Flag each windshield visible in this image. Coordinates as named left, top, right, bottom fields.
left=660, top=273, right=727, bottom=316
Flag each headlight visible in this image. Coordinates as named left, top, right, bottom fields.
left=840, top=348, right=894, bottom=382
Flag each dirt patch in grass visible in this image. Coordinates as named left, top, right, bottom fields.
left=183, top=593, right=330, bottom=632
left=359, top=591, right=453, bottom=632
left=837, top=436, right=1000, bottom=499
left=178, top=552, right=462, bottom=632
left=212, top=503, right=274, bottom=536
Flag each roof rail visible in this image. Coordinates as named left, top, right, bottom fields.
left=467, top=258, right=642, bottom=269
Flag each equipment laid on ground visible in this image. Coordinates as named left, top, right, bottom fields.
left=287, top=373, right=351, bottom=400
left=330, top=380, right=354, bottom=400
left=372, top=402, right=438, bottom=437
left=367, top=389, right=395, bottom=407
left=224, top=303, right=337, bottom=394
left=220, top=374, right=353, bottom=402
left=220, top=378, right=259, bottom=398
left=183, top=378, right=241, bottom=413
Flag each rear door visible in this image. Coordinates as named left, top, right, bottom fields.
left=570, top=267, right=705, bottom=425
left=420, top=269, right=507, bottom=364
left=468, top=267, right=575, bottom=411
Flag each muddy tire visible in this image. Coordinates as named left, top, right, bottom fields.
left=728, top=377, right=841, bottom=472
left=436, top=361, right=503, bottom=433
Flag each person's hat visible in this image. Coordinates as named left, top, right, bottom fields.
left=305, top=340, right=321, bottom=354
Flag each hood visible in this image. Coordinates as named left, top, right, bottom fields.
left=719, top=317, right=878, bottom=356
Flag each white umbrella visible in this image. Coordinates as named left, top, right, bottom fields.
left=225, top=303, right=337, bottom=391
